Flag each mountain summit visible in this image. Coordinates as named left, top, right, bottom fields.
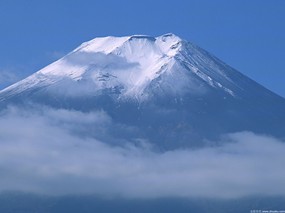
left=1, top=34, right=285, bottom=148
left=0, top=33, right=279, bottom=101
left=0, top=33, right=248, bottom=101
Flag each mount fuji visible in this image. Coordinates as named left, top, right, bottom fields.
left=1, top=33, right=285, bottom=149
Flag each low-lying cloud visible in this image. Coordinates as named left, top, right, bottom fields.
left=0, top=106, right=285, bottom=199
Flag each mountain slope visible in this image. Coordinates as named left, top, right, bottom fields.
left=0, top=33, right=284, bottom=148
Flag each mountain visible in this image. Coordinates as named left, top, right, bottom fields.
left=0, top=33, right=285, bottom=149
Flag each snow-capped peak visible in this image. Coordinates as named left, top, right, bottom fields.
left=0, top=33, right=249, bottom=102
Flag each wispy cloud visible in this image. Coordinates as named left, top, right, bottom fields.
left=0, top=106, right=284, bottom=199
left=45, top=51, right=66, bottom=61
left=0, top=69, right=21, bottom=89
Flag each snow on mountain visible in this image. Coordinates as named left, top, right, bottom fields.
left=0, top=33, right=285, bottom=148
left=0, top=33, right=238, bottom=101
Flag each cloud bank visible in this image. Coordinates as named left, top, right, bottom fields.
left=0, top=106, right=285, bottom=199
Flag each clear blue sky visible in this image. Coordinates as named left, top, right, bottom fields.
left=0, top=0, right=284, bottom=97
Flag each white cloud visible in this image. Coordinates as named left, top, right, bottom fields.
left=0, top=106, right=285, bottom=199
left=46, top=51, right=66, bottom=60
left=0, top=69, right=21, bottom=88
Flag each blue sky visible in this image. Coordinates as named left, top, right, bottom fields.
left=0, top=0, right=284, bottom=97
